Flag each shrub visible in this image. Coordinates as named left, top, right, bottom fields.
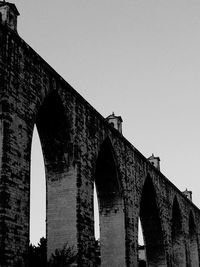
left=48, top=243, right=77, bottom=267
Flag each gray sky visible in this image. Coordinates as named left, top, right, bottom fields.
left=14, top=0, right=200, bottom=244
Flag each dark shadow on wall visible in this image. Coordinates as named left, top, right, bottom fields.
left=36, top=91, right=71, bottom=173
left=94, top=137, right=125, bottom=267
left=188, top=211, right=199, bottom=266
left=140, top=176, right=167, bottom=267
left=171, top=197, right=186, bottom=267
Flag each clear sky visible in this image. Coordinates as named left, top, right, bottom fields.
left=12, top=0, right=200, bottom=244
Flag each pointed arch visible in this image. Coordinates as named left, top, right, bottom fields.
left=171, top=197, right=186, bottom=266
left=95, top=137, right=121, bottom=198
left=36, top=91, right=71, bottom=172
left=188, top=211, right=199, bottom=266
left=34, top=90, right=77, bottom=259
left=94, top=137, right=126, bottom=267
left=139, top=175, right=166, bottom=266
left=30, top=126, right=46, bottom=244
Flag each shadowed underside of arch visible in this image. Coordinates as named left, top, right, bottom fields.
left=140, top=176, right=167, bottom=267
left=36, top=91, right=77, bottom=259
left=95, top=138, right=126, bottom=267
left=171, top=197, right=186, bottom=267
left=36, top=91, right=70, bottom=172
left=188, top=212, right=199, bottom=267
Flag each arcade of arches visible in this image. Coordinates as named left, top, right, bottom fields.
left=1, top=18, right=200, bottom=267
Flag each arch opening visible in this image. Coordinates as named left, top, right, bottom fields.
left=139, top=176, right=166, bottom=267
left=171, top=197, right=186, bottom=266
left=94, top=138, right=125, bottom=267
left=138, top=219, right=146, bottom=267
left=30, top=126, right=46, bottom=245
left=188, top=212, right=199, bottom=266
left=93, top=183, right=101, bottom=266
left=34, top=91, right=76, bottom=260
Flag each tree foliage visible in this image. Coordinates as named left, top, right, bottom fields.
left=48, top=243, right=77, bottom=267
left=29, top=237, right=47, bottom=267
left=28, top=238, right=77, bottom=267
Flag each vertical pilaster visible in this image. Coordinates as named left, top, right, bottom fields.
left=47, top=165, right=78, bottom=260
left=0, top=106, right=32, bottom=266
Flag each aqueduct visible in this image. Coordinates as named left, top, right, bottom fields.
left=0, top=2, right=200, bottom=266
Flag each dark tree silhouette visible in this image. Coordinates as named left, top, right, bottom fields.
left=48, top=243, right=77, bottom=267
left=29, top=237, right=47, bottom=267
left=26, top=238, right=77, bottom=267
left=139, top=259, right=146, bottom=267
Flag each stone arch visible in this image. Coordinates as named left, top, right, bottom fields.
left=139, top=175, right=167, bottom=267
left=94, top=137, right=126, bottom=267
left=36, top=91, right=71, bottom=171
left=188, top=211, right=199, bottom=266
left=171, top=196, right=186, bottom=266
left=34, top=90, right=76, bottom=259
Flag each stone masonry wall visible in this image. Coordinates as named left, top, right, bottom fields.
left=0, top=23, right=200, bottom=267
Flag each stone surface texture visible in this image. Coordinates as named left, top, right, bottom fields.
left=0, top=23, right=200, bottom=267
